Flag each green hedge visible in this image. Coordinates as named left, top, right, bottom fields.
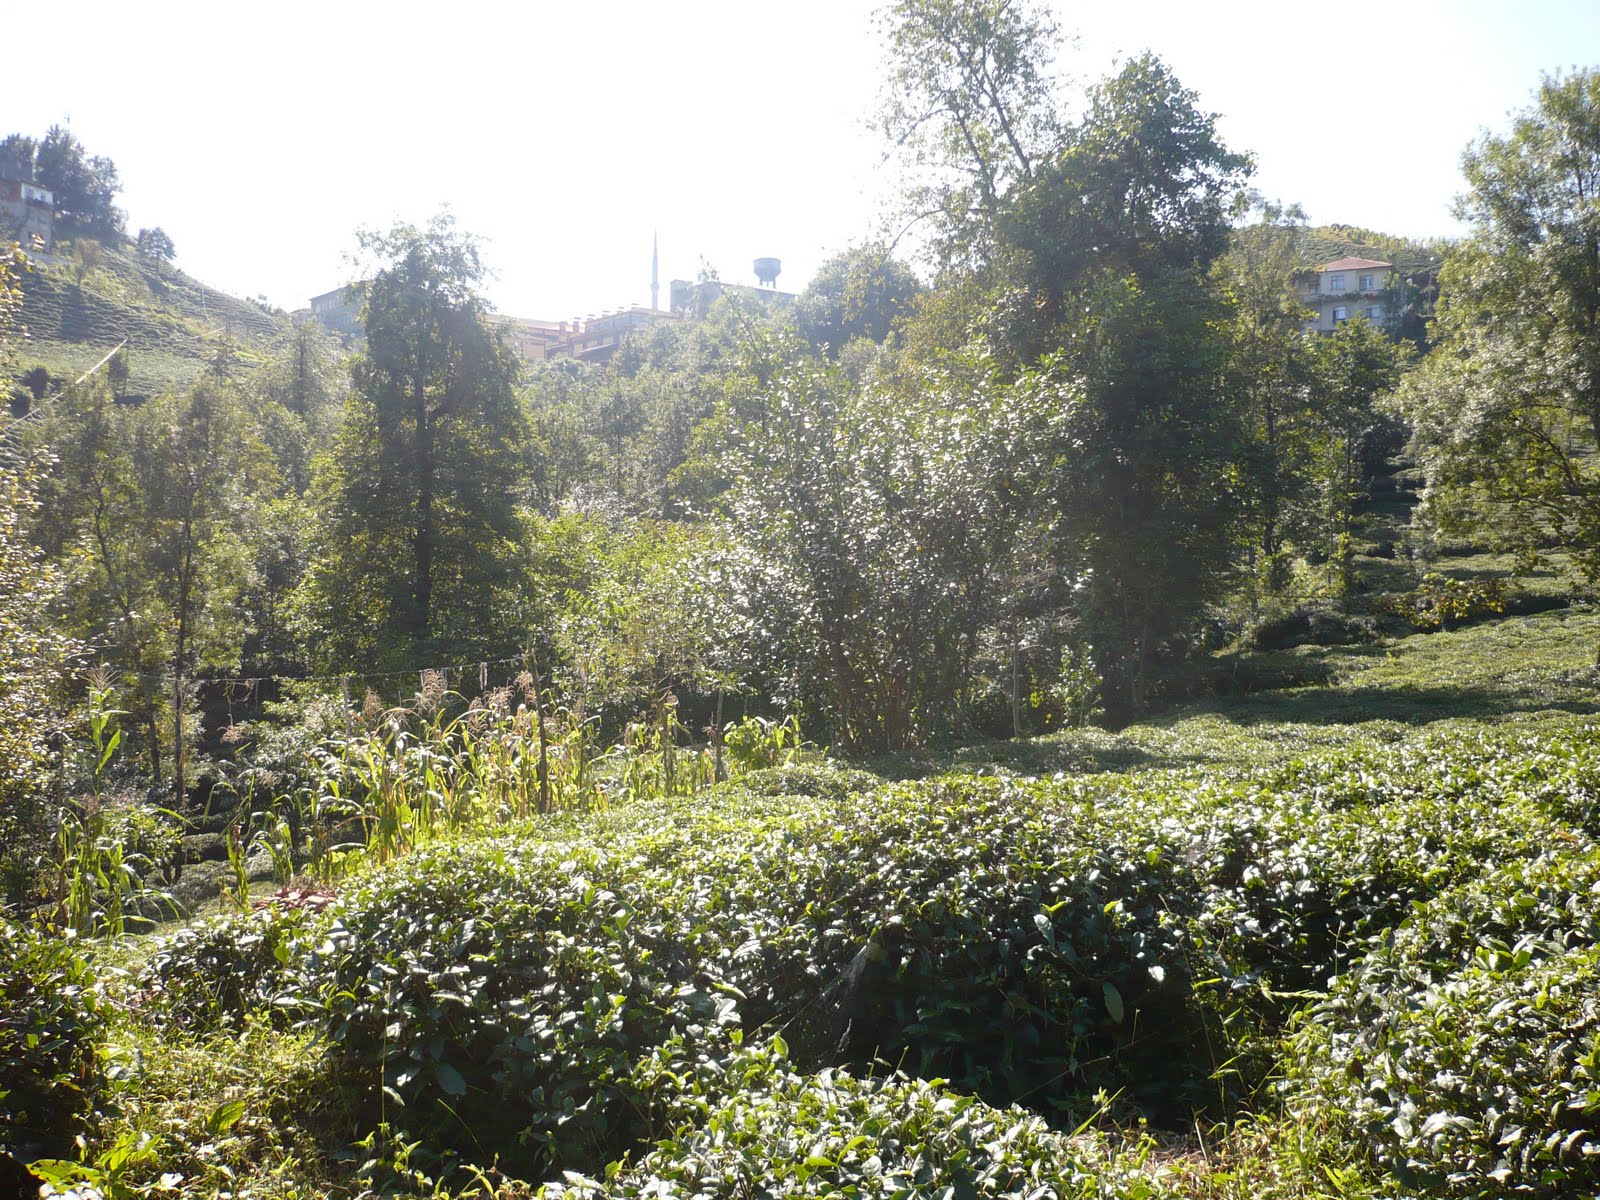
left=542, top=1039, right=1165, bottom=1199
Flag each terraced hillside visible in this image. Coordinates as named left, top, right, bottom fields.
left=11, top=240, right=288, bottom=399
left=1299, top=222, right=1445, bottom=274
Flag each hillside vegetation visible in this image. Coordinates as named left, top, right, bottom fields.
left=14, top=240, right=286, bottom=398
left=1297, top=223, right=1446, bottom=274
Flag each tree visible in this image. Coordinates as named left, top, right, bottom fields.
left=875, top=0, right=1065, bottom=267
left=56, top=376, right=272, bottom=798
left=876, top=9, right=1254, bottom=717
left=1397, top=69, right=1600, bottom=587
left=794, top=244, right=924, bottom=357
left=1215, top=199, right=1323, bottom=598
left=724, top=338, right=1061, bottom=751
left=301, top=215, right=533, bottom=669
left=135, top=226, right=175, bottom=265
left=33, top=126, right=123, bottom=240
left=0, top=242, right=82, bottom=905
left=1308, top=317, right=1406, bottom=592
left=0, top=135, right=35, bottom=183
left=1005, top=56, right=1253, bottom=715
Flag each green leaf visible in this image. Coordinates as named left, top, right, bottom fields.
left=434, top=1062, right=467, bottom=1096
left=204, top=1099, right=245, bottom=1135
left=1103, top=981, right=1125, bottom=1024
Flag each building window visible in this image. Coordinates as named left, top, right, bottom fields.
left=1358, top=273, right=1376, bottom=291
left=1333, top=306, right=1349, bottom=324
left=1366, top=305, right=1384, bottom=320
left=1327, top=273, right=1346, bottom=292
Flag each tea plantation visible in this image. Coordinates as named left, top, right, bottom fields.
left=8, top=608, right=1600, bottom=1198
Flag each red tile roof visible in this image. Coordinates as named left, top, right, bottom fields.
left=1317, top=256, right=1391, bottom=271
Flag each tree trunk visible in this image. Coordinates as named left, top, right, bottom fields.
left=713, top=689, right=726, bottom=783
left=413, top=342, right=433, bottom=646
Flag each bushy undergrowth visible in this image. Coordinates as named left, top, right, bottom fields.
left=543, top=1039, right=1166, bottom=1199
left=0, top=916, right=107, bottom=1158
left=117, top=720, right=1600, bottom=1195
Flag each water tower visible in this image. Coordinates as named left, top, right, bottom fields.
left=754, top=257, right=782, bottom=288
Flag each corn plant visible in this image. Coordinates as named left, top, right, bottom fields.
left=51, top=687, right=172, bottom=936
left=722, top=714, right=803, bottom=775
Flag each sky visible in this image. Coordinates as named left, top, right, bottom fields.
left=8, top=1, right=1600, bottom=321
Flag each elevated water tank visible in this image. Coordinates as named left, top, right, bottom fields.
left=754, top=257, right=782, bottom=287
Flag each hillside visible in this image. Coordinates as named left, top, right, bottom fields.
left=11, top=239, right=288, bottom=399
left=1298, top=222, right=1445, bottom=274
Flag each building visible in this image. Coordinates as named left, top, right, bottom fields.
left=1299, top=256, right=1394, bottom=333
left=0, top=178, right=54, bottom=251
left=490, top=315, right=569, bottom=362
left=668, top=277, right=796, bottom=320
left=308, top=283, right=366, bottom=339
left=542, top=307, right=669, bottom=364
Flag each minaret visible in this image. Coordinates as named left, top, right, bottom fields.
left=651, top=230, right=660, bottom=311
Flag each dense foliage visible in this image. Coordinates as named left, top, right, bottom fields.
left=8, top=8, right=1600, bottom=1199
left=0, top=914, right=106, bottom=1159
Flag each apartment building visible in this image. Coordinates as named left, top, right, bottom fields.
left=1300, top=256, right=1394, bottom=333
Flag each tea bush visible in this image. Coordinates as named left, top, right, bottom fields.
left=618, top=777, right=1206, bottom=1111
left=289, top=840, right=737, bottom=1177
left=1283, top=843, right=1600, bottom=1196
left=138, top=905, right=317, bottom=1031
left=129, top=721, right=1600, bottom=1191
left=1289, top=944, right=1600, bottom=1197
left=543, top=1040, right=1166, bottom=1200
left=139, top=776, right=1210, bottom=1173
left=0, top=916, right=107, bottom=1158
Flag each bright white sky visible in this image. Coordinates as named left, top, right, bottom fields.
left=9, top=1, right=1599, bottom=320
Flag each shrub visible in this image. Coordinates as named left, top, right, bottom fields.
left=138, top=906, right=316, bottom=1031
left=0, top=916, right=106, bottom=1158
left=1390, top=574, right=1508, bottom=630
left=1289, top=945, right=1600, bottom=1198
left=1285, top=846, right=1600, bottom=1196
left=543, top=1039, right=1165, bottom=1199
left=286, top=840, right=735, bottom=1178
left=1249, top=602, right=1378, bottom=651
left=731, top=760, right=880, bottom=800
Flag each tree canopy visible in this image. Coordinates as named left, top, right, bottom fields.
left=300, top=214, right=534, bottom=669
left=1397, top=68, right=1600, bottom=585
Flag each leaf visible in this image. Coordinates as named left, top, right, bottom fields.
left=204, top=1098, right=245, bottom=1135
left=434, top=1062, right=467, bottom=1096
left=1103, top=981, right=1125, bottom=1024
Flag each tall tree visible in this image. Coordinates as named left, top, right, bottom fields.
left=1397, top=69, right=1600, bottom=587
left=301, top=215, right=533, bottom=669
left=33, top=125, right=123, bottom=240
left=875, top=0, right=1065, bottom=267
left=1006, top=56, right=1253, bottom=715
